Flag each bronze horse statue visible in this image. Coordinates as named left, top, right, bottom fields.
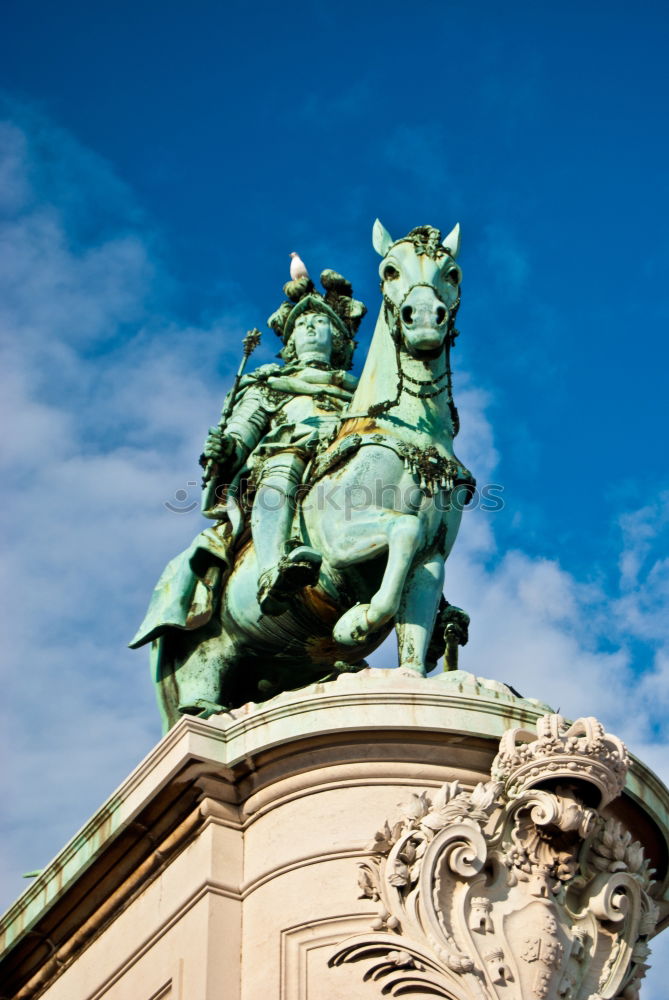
left=131, top=222, right=473, bottom=730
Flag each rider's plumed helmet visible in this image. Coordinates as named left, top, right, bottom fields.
left=267, top=269, right=366, bottom=371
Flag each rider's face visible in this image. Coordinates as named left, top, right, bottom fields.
left=291, top=312, right=334, bottom=362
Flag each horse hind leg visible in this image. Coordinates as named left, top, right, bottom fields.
left=332, top=512, right=424, bottom=646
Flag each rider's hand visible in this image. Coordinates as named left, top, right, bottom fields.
left=298, top=369, right=357, bottom=391
left=203, top=428, right=238, bottom=464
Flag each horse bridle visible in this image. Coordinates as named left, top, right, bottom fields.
left=364, top=280, right=460, bottom=417
left=382, top=279, right=460, bottom=343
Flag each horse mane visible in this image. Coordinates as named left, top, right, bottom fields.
left=404, top=225, right=443, bottom=260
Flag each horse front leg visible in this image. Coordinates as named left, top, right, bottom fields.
left=330, top=511, right=425, bottom=645
left=395, top=553, right=445, bottom=676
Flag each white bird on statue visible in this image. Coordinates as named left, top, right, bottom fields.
left=289, top=252, right=310, bottom=281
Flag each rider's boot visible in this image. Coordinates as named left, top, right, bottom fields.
left=251, top=454, right=322, bottom=615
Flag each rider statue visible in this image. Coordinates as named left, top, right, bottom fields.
left=130, top=266, right=366, bottom=665
left=202, top=269, right=365, bottom=613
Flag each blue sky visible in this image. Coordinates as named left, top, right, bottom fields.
left=2, top=0, right=669, bottom=991
left=4, top=0, right=668, bottom=568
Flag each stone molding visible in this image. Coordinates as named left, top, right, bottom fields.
left=280, top=914, right=376, bottom=999
left=330, top=713, right=659, bottom=1000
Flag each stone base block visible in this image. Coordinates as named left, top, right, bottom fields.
left=1, top=669, right=668, bottom=1000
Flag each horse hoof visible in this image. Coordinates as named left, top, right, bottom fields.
left=333, top=603, right=374, bottom=646
left=178, top=699, right=228, bottom=720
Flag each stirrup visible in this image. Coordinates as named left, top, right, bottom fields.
left=257, top=547, right=322, bottom=616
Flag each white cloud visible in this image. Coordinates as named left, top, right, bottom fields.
left=1, top=111, right=668, bottom=997
left=448, top=483, right=669, bottom=768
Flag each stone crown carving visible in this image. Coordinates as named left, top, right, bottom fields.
left=492, top=715, right=630, bottom=809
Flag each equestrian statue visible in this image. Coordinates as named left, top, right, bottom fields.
left=131, top=221, right=474, bottom=731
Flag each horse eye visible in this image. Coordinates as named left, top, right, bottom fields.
left=383, top=265, right=400, bottom=281
left=445, top=267, right=461, bottom=285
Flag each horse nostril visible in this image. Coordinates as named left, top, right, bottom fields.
left=401, top=305, right=413, bottom=325
left=436, top=306, right=447, bottom=326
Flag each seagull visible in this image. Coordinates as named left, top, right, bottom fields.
left=289, top=252, right=310, bottom=281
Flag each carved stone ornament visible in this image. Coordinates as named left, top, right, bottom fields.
left=329, top=714, right=659, bottom=1000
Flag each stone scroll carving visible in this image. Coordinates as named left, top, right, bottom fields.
left=329, top=715, right=660, bottom=1000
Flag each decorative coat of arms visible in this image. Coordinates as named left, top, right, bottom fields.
left=329, top=715, right=659, bottom=1000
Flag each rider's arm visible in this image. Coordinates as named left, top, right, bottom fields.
left=221, top=386, right=270, bottom=461
left=202, top=386, right=271, bottom=472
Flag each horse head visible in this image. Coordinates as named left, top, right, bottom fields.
left=372, top=219, right=461, bottom=356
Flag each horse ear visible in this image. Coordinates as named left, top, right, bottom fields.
left=442, top=222, right=461, bottom=259
left=372, top=219, right=394, bottom=257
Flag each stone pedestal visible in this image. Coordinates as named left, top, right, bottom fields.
left=2, top=669, right=668, bottom=1000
